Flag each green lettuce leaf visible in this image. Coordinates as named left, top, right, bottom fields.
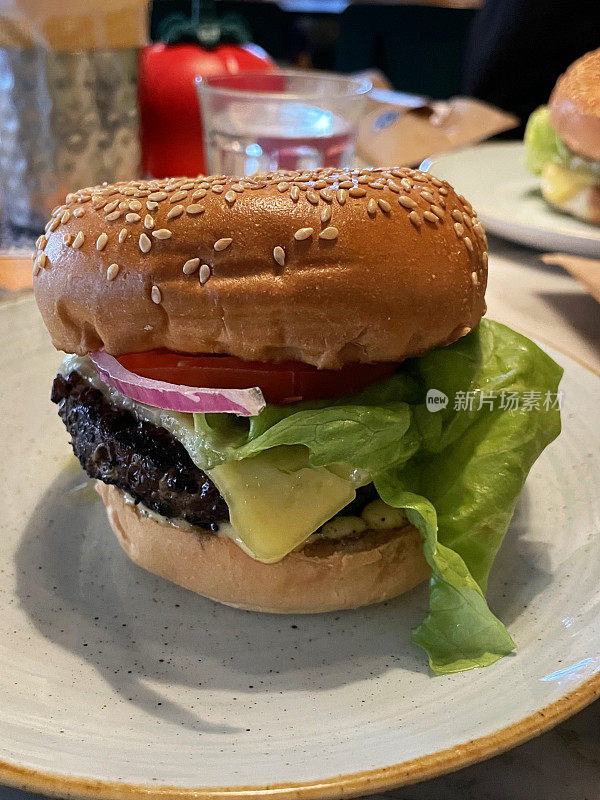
left=187, top=320, right=561, bottom=674
left=524, top=105, right=600, bottom=178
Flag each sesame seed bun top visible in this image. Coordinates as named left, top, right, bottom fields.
left=549, top=48, right=600, bottom=162
left=33, top=166, right=488, bottom=369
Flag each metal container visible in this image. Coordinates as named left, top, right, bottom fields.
left=0, top=47, right=140, bottom=231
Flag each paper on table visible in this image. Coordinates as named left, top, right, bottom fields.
left=542, top=253, right=600, bottom=305
left=355, top=70, right=518, bottom=168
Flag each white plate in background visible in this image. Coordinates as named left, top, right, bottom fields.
left=1, top=298, right=600, bottom=799
left=423, top=142, right=600, bottom=257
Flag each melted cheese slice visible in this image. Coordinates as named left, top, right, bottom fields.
left=208, top=446, right=364, bottom=562
left=541, top=162, right=596, bottom=204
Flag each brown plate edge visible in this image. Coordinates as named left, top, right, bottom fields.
left=1, top=671, right=599, bottom=800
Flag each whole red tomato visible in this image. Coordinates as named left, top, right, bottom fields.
left=139, top=42, right=275, bottom=178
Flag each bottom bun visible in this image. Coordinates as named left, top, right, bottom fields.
left=542, top=182, right=600, bottom=225
left=97, top=483, right=430, bottom=613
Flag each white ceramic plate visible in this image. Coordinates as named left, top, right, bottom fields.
left=423, top=142, right=600, bottom=257
left=2, top=298, right=600, bottom=799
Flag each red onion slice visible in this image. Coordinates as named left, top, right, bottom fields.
left=89, top=351, right=266, bottom=417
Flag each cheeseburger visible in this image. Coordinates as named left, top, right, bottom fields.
left=525, top=48, right=600, bottom=223
left=34, top=167, right=562, bottom=674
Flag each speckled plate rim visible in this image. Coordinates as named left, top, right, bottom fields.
left=1, top=674, right=599, bottom=800
left=2, top=323, right=600, bottom=800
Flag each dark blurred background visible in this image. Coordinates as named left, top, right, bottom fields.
left=152, top=0, right=600, bottom=135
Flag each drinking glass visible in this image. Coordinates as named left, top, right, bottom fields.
left=196, top=70, right=371, bottom=176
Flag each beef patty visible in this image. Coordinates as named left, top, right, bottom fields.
left=52, top=371, right=378, bottom=531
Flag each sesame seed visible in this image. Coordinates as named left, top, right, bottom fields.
left=306, top=191, right=319, bottom=205
left=451, top=209, right=463, bottom=222
left=378, top=199, right=391, bottom=213
left=170, top=190, right=187, bottom=203
left=464, top=235, right=473, bottom=252
left=357, top=175, right=370, bottom=184
left=199, top=264, right=211, bottom=284
left=409, top=211, right=422, bottom=228
left=423, top=210, right=438, bottom=224
left=420, top=191, right=434, bottom=202
left=290, top=186, right=300, bottom=202
left=214, top=237, right=232, bottom=251
left=186, top=204, right=205, bottom=215
left=61, top=210, right=71, bottom=224
left=146, top=201, right=158, bottom=211
left=321, top=205, right=332, bottom=223
left=273, top=246, right=285, bottom=266
left=192, top=189, right=207, bottom=199
left=277, top=182, right=289, bottom=192
left=92, top=198, right=108, bottom=210
left=144, top=214, right=155, bottom=230
left=349, top=187, right=366, bottom=198
left=47, top=217, right=60, bottom=232
left=96, top=233, right=108, bottom=250
left=471, top=271, right=478, bottom=285
left=212, top=185, right=224, bottom=194
left=183, top=257, right=200, bottom=275
left=401, top=178, right=412, bottom=191
left=482, top=251, right=488, bottom=267
left=118, top=201, right=128, bottom=210
left=167, top=205, right=184, bottom=220
left=129, top=200, right=142, bottom=212
left=139, top=233, right=152, bottom=253
left=224, top=190, right=236, bottom=204
left=126, top=212, right=141, bottom=223
left=369, top=182, right=384, bottom=189
left=387, top=180, right=400, bottom=193
left=399, top=195, right=417, bottom=210
left=294, top=227, right=313, bottom=241
left=148, top=191, right=167, bottom=201
left=104, top=200, right=119, bottom=214
left=152, top=228, right=172, bottom=240
left=151, top=285, right=161, bottom=304
left=431, top=177, right=444, bottom=187
left=37, top=253, right=47, bottom=269
left=339, top=180, right=353, bottom=189
left=336, top=189, right=347, bottom=205
left=73, top=207, right=85, bottom=218
left=454, top=222, right=464, bottom=238
left=430, top=204, right=445, bottom=220
left=36, top=235, right=47, bottom=250
left=319, top=189, right=334, bottom=202
left=106, top=263, right=119, bottom=281
left=118, top=228, right=128, bottom=243
left=105, top=210, right=122, bottom=221
left=459, top=326, right=472, bottom=337
left=231, top=183, right=244, bottom=193
left=319, top=226, right=338, bottom=240
left=367, top=198, right=377, bottom=216
left=439, top=186, right=449, bottom=196
left=473, top=222, right=486, bottom=241
left=33, top=259, right=41, bottom=276
left=72, top=231, right=85, bottom=249
left=313, top=179, right=327, bottom=189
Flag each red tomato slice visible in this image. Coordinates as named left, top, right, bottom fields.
left=117, top=351, right=397, bottom=406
